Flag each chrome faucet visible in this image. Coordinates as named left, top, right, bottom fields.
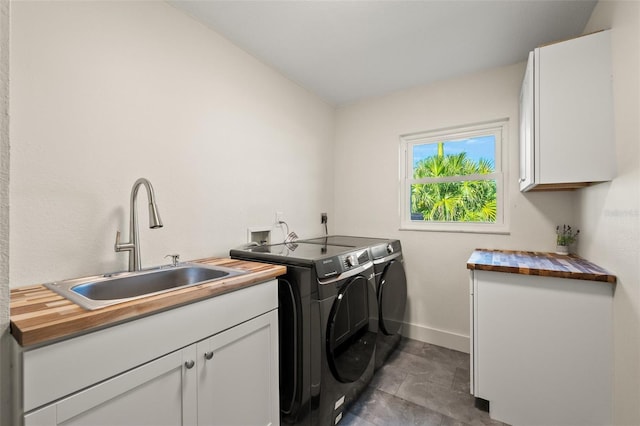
left=115, top=178, right=163, bottom=271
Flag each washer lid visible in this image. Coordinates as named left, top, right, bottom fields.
left=230, top=242, right=355, bottom=267
left=299, top=236, right=402, bottom=261
left=300, top=235, right=390, bottom=248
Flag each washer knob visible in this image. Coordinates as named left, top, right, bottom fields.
left=345, top=254, right=357, bottom=268
left=386, top=244, right=394, bottom=254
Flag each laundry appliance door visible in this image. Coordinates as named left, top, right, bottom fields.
left=378, top=259, right=407, bottom=336
left=326, top=275, right=377, bottom=383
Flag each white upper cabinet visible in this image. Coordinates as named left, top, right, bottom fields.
left=519, top=30, right=615, bottom=192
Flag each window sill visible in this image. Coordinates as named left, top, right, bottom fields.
left=399, top=221, right=510, bottom=235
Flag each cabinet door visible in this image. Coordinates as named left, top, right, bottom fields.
left=536, top=30, right=614, bottom=185
left=25, top=347, right=196, bottom=426
left=196, top=310, right=279, bottom=426
left=519, top=51, right=535, bottom=191
left=473, top=270, right=613, bottom=426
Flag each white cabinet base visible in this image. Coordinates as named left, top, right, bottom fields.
left=18, top=280, right=279, bottom=426
left=471, top=270, right=613, bottom=426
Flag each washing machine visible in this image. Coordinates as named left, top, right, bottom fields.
left=230, top=242, right=378, bottom=425
left=299, top=236, right=407, bottom=369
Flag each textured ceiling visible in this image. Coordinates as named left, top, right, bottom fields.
left=169, top=0, right=597, bottom=105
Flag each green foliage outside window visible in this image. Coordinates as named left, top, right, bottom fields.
left=411, top=143, right=497, bottom=222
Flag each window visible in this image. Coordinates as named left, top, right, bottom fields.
left=399, top=120, right=508, bottom=233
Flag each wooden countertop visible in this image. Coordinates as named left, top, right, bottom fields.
left=10, top=258, right=286, bottom=348
left=466, top=249, right=616, bottom=284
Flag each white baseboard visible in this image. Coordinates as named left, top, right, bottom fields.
left=401, top=322, right=470, bottom=353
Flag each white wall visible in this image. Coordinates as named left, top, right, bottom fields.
left=333, top=63, right=577, bottom=351
left=9, top=1, right=334, bottom=287
left=0, top=0, right=10, bottom=423
left=579, top=2, right=640, bottom=425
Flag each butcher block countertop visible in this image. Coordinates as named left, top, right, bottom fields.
left=10, top=258, right=286, bottom=348
left=467, top=249, right=616, bottom=284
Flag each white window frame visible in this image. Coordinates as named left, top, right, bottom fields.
left=399, top=120, right=509, bottom=234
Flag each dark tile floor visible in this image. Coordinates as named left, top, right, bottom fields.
left=341, top=338, right=508, bottom=426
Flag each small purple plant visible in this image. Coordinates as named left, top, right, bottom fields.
left=556, top=224, right=580, bottom=246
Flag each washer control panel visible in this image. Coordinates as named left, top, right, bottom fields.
left=315, top=248, right=371, bottom=280
left=340, top=249, right=370, bottom=270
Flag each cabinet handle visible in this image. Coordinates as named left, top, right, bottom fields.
left=184, top=360, right=195, bottom=369
left=204, top=351, right=214, bottom=360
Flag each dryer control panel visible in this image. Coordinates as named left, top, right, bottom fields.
left=370, top=240, right=402, bottom=260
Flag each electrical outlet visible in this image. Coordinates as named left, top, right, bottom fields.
left=321, top=213, right=328, bottom=224
left=276, top=211, right=284, bottom=223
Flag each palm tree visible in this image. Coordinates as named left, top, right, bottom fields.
left=412, top=143, right=496, bottom=222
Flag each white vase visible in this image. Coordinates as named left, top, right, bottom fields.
left=556, top=245, right=569, bottom=255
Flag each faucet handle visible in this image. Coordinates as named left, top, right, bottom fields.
left=165, top=254, right=180, bottom=267
left=114, top=231, right=134, bottom=252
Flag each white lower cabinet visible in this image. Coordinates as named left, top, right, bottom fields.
left=470, top=270, right=613, bottom=426
left=25, top=310, right=278, bottom=426
left=20, top=280, right=279, bottom=426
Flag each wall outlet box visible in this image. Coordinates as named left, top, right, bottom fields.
left=247, top=227, right=271, bottom=245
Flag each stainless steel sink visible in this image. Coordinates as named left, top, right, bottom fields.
left=44, top=263, right=247, bottom=310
